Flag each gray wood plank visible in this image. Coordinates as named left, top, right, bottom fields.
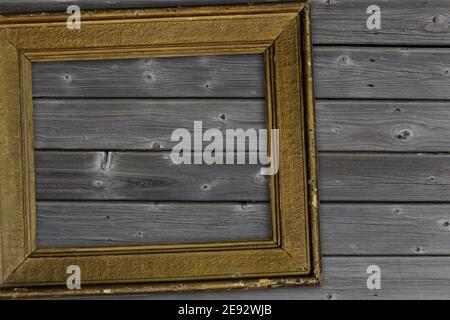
left=319, top=153, right=450, bottom=202
left=31, top=54, right=265, bottom=98
left=314, top=47, right=450, bottom=100
left=36, top=201, right=271, bottom=248
left=2, top=1, right=450, bottom=46
left=33, top=99, right=266, bottom=150
left=35, top=151, right=269, bottom=201
left=36, top=202, right=450, bottom=255
left=311, top=0, right=450, bottom=45
left=36, top=152, right=450, bottom=202
left=33, top=48, right=450, bottom=100
left=91, top=257, right=450, bottom=300
left=321, top=203, right=450, bottom=255
left=317, top=100, right=450, bottom=152
left=34, top=99, right=450, bottom=152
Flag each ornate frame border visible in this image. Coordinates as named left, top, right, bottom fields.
left=0, top=2, right=320, bottom=298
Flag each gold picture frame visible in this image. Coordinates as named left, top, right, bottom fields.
left=0, top=2, right=320, bottom=298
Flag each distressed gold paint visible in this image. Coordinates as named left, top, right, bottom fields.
left=0, top=37, right=27, bottom=283
left=273, top=16, right=309, bottom=268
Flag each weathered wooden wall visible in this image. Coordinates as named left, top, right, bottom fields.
left=3, top=0, right=450, bottom=299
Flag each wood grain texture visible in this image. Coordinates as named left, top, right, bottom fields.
left=321, top=203, right=450, bottom=255
left=35, top=152, right=450, bottom=202
left=316, top=100, right=450, bottom=152
left=33, top=99, right=266, bottom=150
left=34, top=47, right=450, bottom=100
left=311, top=0, right=450, bottom=45
left=314, top=47, right=450, bottom=100
left=1, top=0, right=449, bottom=45
left=34, top=99, right=450, bottom=152
left=36, top=201, right=271, bottom=248
left=35, top=151, right=269, bottom=201
left=111, top=257, right=450, bottom=300
left=37, top=202, right=450, bottom=255
left=32, top=54, right=264, bottom=98
left=319, top=153, right=450, bottom=202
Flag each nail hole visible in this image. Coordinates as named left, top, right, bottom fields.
left=396, top=129, right=411, bottom=141
left=143, top=72, right=153, bottom=81
left=94, top=180, right=103, bottom=187
left=444, top=221, right=449, bottom=227
left=338, top=56, right=348, bottom=65
left=367, top=84, right=375, bottom=87
left=220, top=114, right=226, bottom=120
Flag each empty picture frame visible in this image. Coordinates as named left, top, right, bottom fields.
left=0, top=2, right=320, bottom=298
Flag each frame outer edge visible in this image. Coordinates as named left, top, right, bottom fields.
left=0, top=2, right=306, bottom=24
left=302, top=3, right=321, bottom=281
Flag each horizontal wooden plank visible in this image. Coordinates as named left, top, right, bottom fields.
left=36, top=201, right=271, bottom=248
left=31, top=54, right=265, bottom=98
left=34, top=99, right=450, bottom=152
left=314, top=47, right=450, bottom=100
left=93, top=257, right=450, bottom=299
left=33, top=99, right=266, bottom=150
left=33, top=48, right=450, bottom=100
left=36, top=202, right=450, bottom=255
left=35, top=152, right=450, bottom=202
left=311, top=0, right=450, bottom=45
left=321, top=203, right=450, bottom=255
left=319, top=153, right=450, bottom=202
left=316, top=100, right=450, bottom=152
left=35, top=151, right=269, bottom=201
left=2, top=1, right=449, bottom=45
